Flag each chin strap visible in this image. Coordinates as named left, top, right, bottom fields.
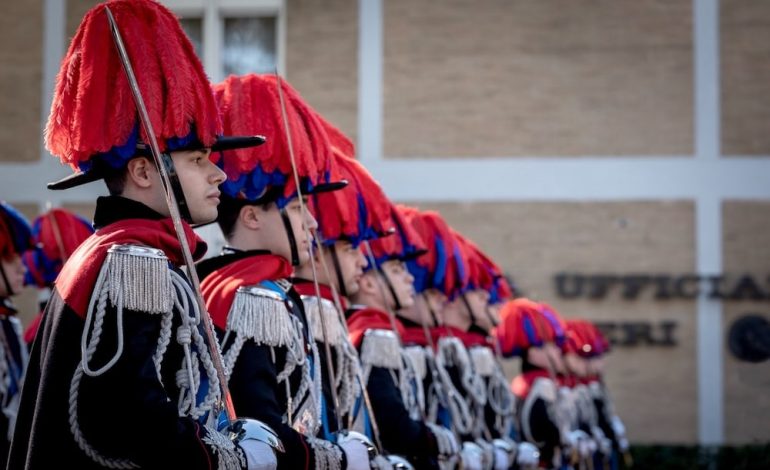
left=460, top=293, right=484, bottom=334
left=161, top=153, right=193, bottom=224
left=460, top=292, right=498, bottom=334
left=329, top=244, right=348, bottom=298
left=421, top=293, right=440, bottom=328
left=279, top=207, right=301, bottom=267
left=378, top=266, right=403, bottom=311
left=0, top=264, right=14, bottom=297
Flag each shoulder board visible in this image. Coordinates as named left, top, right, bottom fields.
left=360, top=328, right=402, bottom=370
left=436, top=336, right=470, bottom=367
left=104, top=243, right=173, bottom=314
left=403, top=345, right=427, bottom=380
left=301, top=295, right=346, bottom=346
left=256, top=279, right=291, bottom=299
left=588, top=381, right=604, bottom=398
left=469, top=346, right=496, bottom=377
left=530, top=376, right=558, bottom=402
left=226, top=284, right=297, bottom=347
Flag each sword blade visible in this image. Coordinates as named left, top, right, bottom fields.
left=104, top=6, right=235, bottom=421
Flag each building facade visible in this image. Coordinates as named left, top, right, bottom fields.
left=1, top=0, right=769, bottom=447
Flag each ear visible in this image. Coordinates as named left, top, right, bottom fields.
left=239, top=205, right=261, bottom=230
left=125, top=157, right=155, bottom=189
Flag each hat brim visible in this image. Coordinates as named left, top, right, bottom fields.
left=47, top=135, right=266, bottom=190
left=304, top=180, right=348, bottom=195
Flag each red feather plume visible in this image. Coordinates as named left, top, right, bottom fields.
left=45, top=0, right=221, bottom=169
left=213, top=74, right=340, bottom=201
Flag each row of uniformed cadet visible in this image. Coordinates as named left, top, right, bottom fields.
left=0, top=1, right=629, bottom=469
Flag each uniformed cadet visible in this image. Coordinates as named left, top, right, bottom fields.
left=498, top=299, right=579, bottom=469
left=347, top=205, right=460, bottom=469
left=8, top=1, right=271, bottom=468
left=292, top=132, right=389, bottom=435
left=197, top=73, right=372, bottom=470
left=0, top=202, right=32, bottom=465
left=21, top=208, right=94, bottom=346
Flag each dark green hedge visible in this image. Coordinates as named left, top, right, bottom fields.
left=628, top=444, right=770, bottom=470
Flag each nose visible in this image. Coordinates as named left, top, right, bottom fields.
left=303, top=208, right=318, bottom=231
left=208, top=158, right=226, bottom=185
left=355, top=248, right=367, bottom=268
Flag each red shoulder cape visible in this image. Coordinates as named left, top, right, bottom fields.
left=200, top=253, right=292, bottom=330
left=55, top=218, right=205, bottom=318
left=401, top=326, right=430, bottom=347
left=347, top=306, right=405, bottom=348
left=292, top=279, right=349, bottom=311
left=511, top=369, right=553, bottom=400
left=431, top=325, right=491, bottom=348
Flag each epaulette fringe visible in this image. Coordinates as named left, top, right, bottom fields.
left=302, top=296, right=346, bottom=346
left=227, top=286, right=294, bottom=347
left=105, top=244, right=173, bottom=314
left=469, top=346, right=496, bottom=377
left=360, top=329, right=402, bottom=370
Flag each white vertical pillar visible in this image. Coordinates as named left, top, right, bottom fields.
left=203, top=0, right=222, bottom=83
left=694, top=0, right=724, bottom=445
left=358, top=0, right=383, bottom=163
left=41, top=0, right=68, bottom=208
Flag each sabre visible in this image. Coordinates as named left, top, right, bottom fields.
left=361, top=239, right=434, bottom=425
left=104, top=6, right=236, bottom=421
left=314, top=241, right=386, bottom=452
left=361, top=241, right=405, bottom=346
left=274, top=73, right=345, bottom=433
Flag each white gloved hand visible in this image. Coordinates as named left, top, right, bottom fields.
left=591, top=426, right=611, bottom=455
left=340, top=439, right=371, bottom=470
left=474, top=439, right=495, bottom=470
left=239, top=439, right=278, bottom=470
left=491, top=439, right=514, bottom=470
left=385, top=454, right=416, bottom=469
left=426, top=422, right=460, bottom=457
left=370, top=455, right=394, bottom=470
left=578, top=437, right=595, bottom=459
left=564, top=429, right=590, bottom=451
left=460, top=441, right=484, bottom=470
left=493, top=446, right=509, bottom=470
left=516, top=442, right=540, bottom=469
left=611, top=415, right=626, bottom=437
left=618, top=436, right=630, bottom=452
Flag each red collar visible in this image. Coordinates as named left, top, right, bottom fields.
left=347, top=306, right=405, bottom=348
left=401, top=326, right=431, bottom=347
left=511, top=369, right=553, bottom=399
left=56, top=218, right=205, bottom=318
left=200, top=253, right=292, bottom=330
left=431, top=324, right=491, bottom=348
left=292, top=279, right=349, bottom=310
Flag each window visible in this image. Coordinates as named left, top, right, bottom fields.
left=169, top=0, right=284, bottom=83
left=179, top=17, right=203, bottom=58
left=223, top=17, right=277, bottom=75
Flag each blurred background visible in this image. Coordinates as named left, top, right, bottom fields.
left=1, top=0, right=769, bottom=466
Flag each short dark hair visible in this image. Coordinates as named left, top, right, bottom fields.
left=103, top=170, right=127, bottom=196
left=217, top=196, right=274, bottom=240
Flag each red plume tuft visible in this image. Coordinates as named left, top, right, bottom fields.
left=36, top=209, right=94, bottom=262
left=366, top=204, right=426, bottom=265
left=497, top=298, right=567, bottom=356
left=45, top=0, right=221, bottom=170
left=309, top=118, right=394, bottom=245
left=213, top=74, right=340, bottom=202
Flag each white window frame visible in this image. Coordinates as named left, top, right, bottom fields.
left=162, top=0, right=285, bottom=83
